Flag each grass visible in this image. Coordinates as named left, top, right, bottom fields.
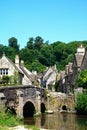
left=0, top=102, right=40, bottom=130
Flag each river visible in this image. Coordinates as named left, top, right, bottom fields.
left=24, top=112, right=87, bottom=130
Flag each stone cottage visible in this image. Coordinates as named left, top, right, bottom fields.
left=40, top=65, right=58, bottom=90
left=0, top=53, right=36, bottom=85
left=58, top=44, right=85, bottom=93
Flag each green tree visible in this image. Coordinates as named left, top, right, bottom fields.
left=53, top=41, right=66, bottom=62
left=34, top=36, right=44, bottom=50
left=0, top=44, right=8, bottom=57
left=6, top=47, right=16, bottom=61
left=20, top=48, right=39, bottom=64
left=77, top=70, right=87, bottom=88
left=8, top=37, right=20, bottom=53
left=30, top=60, right=46, bottom=73
left=39, top=44, right=55, bottom=66
left=26, top=37, right=34, bottom=49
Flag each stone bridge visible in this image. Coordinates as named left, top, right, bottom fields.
left=0, top=85, right=47, bottom=117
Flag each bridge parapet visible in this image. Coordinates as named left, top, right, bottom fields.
left=0, top=85, right=46, bottom=117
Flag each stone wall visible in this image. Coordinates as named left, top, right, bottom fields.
left=47, top=92, right=75, bottom=112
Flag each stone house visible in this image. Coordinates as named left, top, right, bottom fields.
left=0, top=53, right=36, bottom=85
left=58, top=71, right=66, bottom=92
left=80, top=48, right=87, bottom=70
left=58, top=44, right=85, bottom=93
left=0, top=53, right=59, bottom=89
left=72, top=44, right=85, bottom=86
left=40, top=65, right=58, bottom=90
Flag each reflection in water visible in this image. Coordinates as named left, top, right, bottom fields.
left=41, top=114, right=46, bottom=126
left=24, top=112, right=87, bottom=130
left=62, top=113, right=67, bottom=123
left=24, top=117, right=36, bottom=126
left=75, top=115, right=87, bottom=130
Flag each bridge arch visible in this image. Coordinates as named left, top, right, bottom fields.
left=41, top=103, right=46, bottom=113
left=62, top=105, right=67, bottom=111
left=23, top=101, right=35, bottom=117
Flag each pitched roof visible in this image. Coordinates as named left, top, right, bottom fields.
left=75, top=53, right=84, bottom=67
left=81, top=50, right=87, bottom=70
left=0, top=54, right=23, bottom=75
left=20, top=66, right=36, bottom=82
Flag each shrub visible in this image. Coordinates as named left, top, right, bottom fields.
left=75, top=93, right=87, bottom=115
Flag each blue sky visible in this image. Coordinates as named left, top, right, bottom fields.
left=0, top=0, right=87, bottom=49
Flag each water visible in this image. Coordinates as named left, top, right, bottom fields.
left=24, top=112, right=87, bottom=130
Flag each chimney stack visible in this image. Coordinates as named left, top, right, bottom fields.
left=15, top=55, right=19, bottom=67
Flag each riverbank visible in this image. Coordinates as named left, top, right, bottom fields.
left=3, top=125, right=48, bottom=130
left=0, top=125, right=40, bottom=130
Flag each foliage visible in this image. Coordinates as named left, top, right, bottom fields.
left=0, top=102, right=40, bottom=130
left=9, top=71, right=21, bottom=85
left=0, top=45, right=8, bottom=58
left=39, top=44, right=55, bottom=66
left=27, top=37, right=34, bottom=49
left=0, top=36, right=87, bottom=72
left=26, top=36, right=44, bottom=50
left=0, top=76, right=10, bottom=86
left=13, top=71, right=21, bottom=84
left=0, top=72, right=21, bottom=86
left=8, top=37, right=20, bottom=53
left=29, top=60, right=46, bottom=73
left=2, top=75, right=9, bottom=84
left=0, top=102, right=19, bottom=127
left=77, top=70, right=87, bottom=88
left=75, top=92, right=87, bottom=115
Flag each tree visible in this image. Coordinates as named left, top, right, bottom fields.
left=77, top=70, right=87, bottom=89
left=8, top=37, right=20, bottom=53
left=53, top=41, right=66, bottom=62
left=26, top=37, right=34, bottom=49
left=6, top=47, right=16, bottom=61
left=39, top=44, right=55, bottom=66
left=0, top=44, right=8, bottom=57
left=30, top=60, right=46, bottom=73
left=34, top=36, right=44, bottom=50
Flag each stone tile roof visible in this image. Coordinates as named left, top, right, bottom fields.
left=81, top=50, right=87, bottom=70
left=20, top=66, right=36, bottom=82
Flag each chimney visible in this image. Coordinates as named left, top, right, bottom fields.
left=15, top=55, right=19, bottom=67
left=65, top=65, right=69, bottom=75
left=68, top=62, right=73, bottom=73
left=77, top=44, right=85, bottom=55
left=20, top=60, right=24, bottom=67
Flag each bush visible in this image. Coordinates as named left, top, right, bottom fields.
left=0, top=102, right=20, bottom=127
left=77, top=70, right=87, bottom=89
left=75, top=93, right=87, bottom=115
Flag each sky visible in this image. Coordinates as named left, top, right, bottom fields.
left=0, top=0, right=87, bottom=49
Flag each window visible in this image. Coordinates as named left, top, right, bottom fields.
left=0, top=69, right=8, bottom=75
left=6, top=69, right=8, bottom=75
left=0, top=69, right=2, bottom=75
left=3, top=69, right=5, bottom=75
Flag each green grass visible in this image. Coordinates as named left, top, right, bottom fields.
left=0, top=102, right=40, bottom=130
